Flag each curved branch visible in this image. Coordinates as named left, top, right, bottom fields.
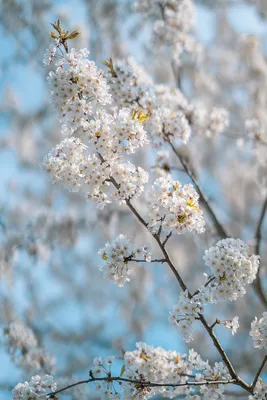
left=45, top=375, right=237, bottom=398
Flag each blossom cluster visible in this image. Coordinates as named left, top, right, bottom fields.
left=202, top=238, right=259, bottom=302
left=150, top=107, right=191, bottom=145
left=148, top=175, right=205, bottom=235
left=169, top=290, right=204, bottom=342
left=104, top=58, right=154, bottom=111
left=82, top=108, right=149, bottom=156
left=250, top=312, right=267, bottom=349
left=41, top=137, right=86, bottom=192
left=4, top=320, right=55, bottom=373
left=98, top=234, right=151, bottom=287
left=105, top=343, right=230, bottom=399
left=42, top=46, right=151, bottom=209
left=12, top=375, right=57, bottom=400
left=47, top=48, right=111, bottom=136
left=249, top=379, right=267, bottom=400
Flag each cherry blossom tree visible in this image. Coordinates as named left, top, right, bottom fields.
left=2, top=0, right=267, bottom=399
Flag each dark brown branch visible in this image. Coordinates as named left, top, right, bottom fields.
left=253, top=196, right=267, bottom=307
left=252, top=355, right=267, bottom=389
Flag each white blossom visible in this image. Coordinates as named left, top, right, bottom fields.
left=46, top=47, right=111, bottom=136
left=223, top=316, right=239, bottom=335
left=250, top=312, right=267, bottom=349
left=169, top=290, right=204, bottom=342
left=98, top=234, right=151, bottom=286
left=41, top=137, right=86, bottom=192
left=4, top=320, right=38, bottom=355
left=149, top=106, right=191, bottom=145
left=12, top=375, right=57, bottom=400
left=148, top=175, right=205, bottom=235
left=203, top=238, right=259, bottom=302
left=249, top=379, right=267, bottom=400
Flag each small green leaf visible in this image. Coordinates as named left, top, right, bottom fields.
left=120, top=365, right=125, bottom=376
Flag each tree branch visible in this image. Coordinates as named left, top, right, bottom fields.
left=45, top=375, right=237, bottom=398
left=253, top=195, right=267, bottom=307
left=252, top=355, right=267, bottom=389
left=109, top=177, right=251, bottom=393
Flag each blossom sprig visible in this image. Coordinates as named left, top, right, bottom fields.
left=203, top=238, right=260, bottom=302
left=148, top=175, right=205, bottom=235
left=169, top=290, right=204, bottom=343
left=12, top=375, right=58, bottom=400
left=98, top=234, right=152, bottom=287
left=13, top=343, right=237, bottom=400
left=103, top=57, right=155, bottom=111
left=211, top=317, right=240, bottom=335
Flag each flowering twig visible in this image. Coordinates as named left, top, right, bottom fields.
left=45, top=375, right=237, bottom=398
left=107, top=177, right=252, bottom=393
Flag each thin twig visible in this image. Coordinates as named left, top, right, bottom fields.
left=130, top=258, right=166, bottom=263
left=168, top=142, right=228, bottom=238
left=252, top=355, right=267, bottom=389
left=253, top=195, right=267, bottom=307
left=210, top=319, right=219, bottom=330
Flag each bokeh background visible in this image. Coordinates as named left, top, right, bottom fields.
left=1, top=0, right=267, bottom=399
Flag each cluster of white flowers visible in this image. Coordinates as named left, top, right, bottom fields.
left=221, top=316, right=240, bottom=335
left=81, top=108, right=149, bottom=156
left=4, top=320, right=55, bottom=373
left=134, top=0, right=203, bottom=66
left=169, top=290, right=204, bottom=342
left=122, top=343, right=230, bottom=399
left=80, top=157, right=149, bottom=209
left=191, top=106, right=229, bottom=137
left=41, top=137, right=86, bottom=192
left=148, top=175, right=205, bottom=235
left=149, top=107, right=191, bottom=145
left=46, top=48, right=111, bottom=136
left=135, top=0, right=195, bottom=41
left=249, top=379, right=267, bottom=400
left=42, top=44, right=151, bottom=209
left=250, top=312, right=267, bottom=349
left=12, top=375, right=57, bottom=400
left=4, top=320, right=38, bottom=353
left=98, top=234, right=151, bottom=287
left=104, top=58, right=154, bottom=111
left=12, top=343, right=233, bottom=400
left=203, top=238, right=259, bottom=302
